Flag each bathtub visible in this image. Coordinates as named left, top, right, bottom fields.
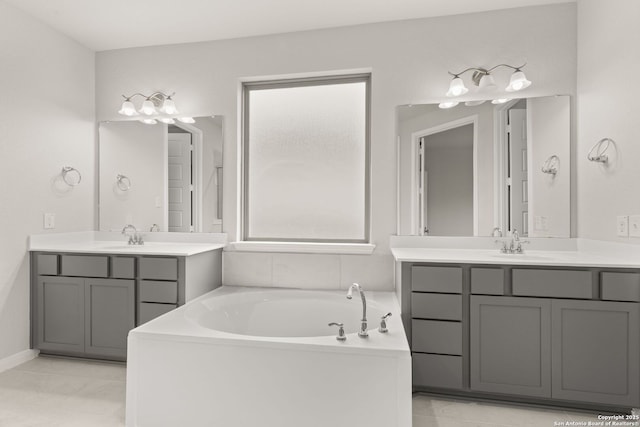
left=126, top=286, right=411, bottom=427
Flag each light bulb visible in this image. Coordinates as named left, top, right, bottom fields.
left=505, top=70, right=531, bottom=92
left=161, top=97, right=179, bottom=115
left=464, top=100, right=486, bottom=107
left=139, top=119, right=157, bottom=125
left=491, top=98, right=511, bottom=104
left=438, top=101, right=459, bottom=109
left=478, top=74, right=497, bottom=90
left=178, top=117, right=195, bottom=124
left=158, top=118, right=176, bottom=124
left=140, top=99, right=157, bottom=116
left=446, top=77, right=468, bottom=97
left=118, top=100, right=138, bottom=116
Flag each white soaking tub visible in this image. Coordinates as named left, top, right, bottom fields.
left=126, top=286, right=411, bottom=427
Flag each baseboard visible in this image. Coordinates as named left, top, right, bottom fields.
left=0, top=349, right=39, bottom=374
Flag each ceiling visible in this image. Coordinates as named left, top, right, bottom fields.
left=5, top=0, right=572, bottom=52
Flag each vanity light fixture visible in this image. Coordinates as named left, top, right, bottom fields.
left=491, top=98, right=511, bottom=104
left=446, top=63, right=531, bottom=97
left=177, top=117, right=196, bottom=124
left=118, top=91, right=179, bottom=117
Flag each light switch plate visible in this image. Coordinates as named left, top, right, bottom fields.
left=630, top=215, right=640, bottom=237
left=534, top=215, right=549, bottom=232
left=43, top=213, right=55, bottom=229
left=617, top=215, right=629, bottom=237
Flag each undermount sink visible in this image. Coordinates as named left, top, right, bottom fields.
left=490, top=253, right=550, bottom=261
left=99, top=244, right=149, bottom=250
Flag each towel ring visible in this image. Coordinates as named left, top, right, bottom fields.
left=116, top=174, right=132, bottom=191
left=587, top=138, right=612, bottom=163
left=61, top=166, right=82, bottom=186
left=541, top=155, right=559, bottom=175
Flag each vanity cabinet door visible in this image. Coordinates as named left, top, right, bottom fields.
left=85, top=278, right=135, bottom=360
left=37, top=276, right=85, bottom=355
left=470, top=296, right=551, bottom=398
left=551, top=299, right=640, bottom=407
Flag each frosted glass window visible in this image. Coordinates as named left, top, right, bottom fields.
left=243, top=75, right=370, bottom=242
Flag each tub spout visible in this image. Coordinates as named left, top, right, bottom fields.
left=347, top=283, right=368, bottom=338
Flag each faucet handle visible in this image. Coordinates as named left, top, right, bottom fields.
left=328, top=322, right=346, bottom=341
left=494, top=239, right=508, bottom=253
left=379, top=312, right=392, bottom=333
left=516, top=240, right=530, bottom=253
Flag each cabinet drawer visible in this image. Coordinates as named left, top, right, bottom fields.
left=412, top=293, right=461, bottom=320
left=412, top=266, right=462, bottom=293
left=412, top=320, right=462, bottom=355
left=601, top=272, right=640, bottom=302
left=139, top=257, right=178, bottom=280
left=471, top=268, right=504, bottom=295
left=412, top=353, right=463, bottom=390
left=139, top=280, right=178, bottom=303
left=61, top=255, right=109, bottom=278
left=512, top=269, right=592, bottom=299
left=138, top=302, right=177, bottom=325
left=36, top=254, right=58, bottom=275
left=112, top=257, right=135, bottom=279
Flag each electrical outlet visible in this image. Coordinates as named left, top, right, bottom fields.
left=43, top=213, right=55, bottom=229
left=630, top=215, right=640, bottom=237
left=617, top=215, right=629, bottom=237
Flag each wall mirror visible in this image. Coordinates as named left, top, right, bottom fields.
left=397, top=96, right=570, bottom=238
left=98, top=116, right=223, bottom=233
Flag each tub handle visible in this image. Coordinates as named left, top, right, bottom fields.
left=378, top=313, right=392, bottom=333
left=328, top=322, right=346, bottom=341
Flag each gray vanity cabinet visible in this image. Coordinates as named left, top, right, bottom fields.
left=36, top=274, right=134, bottom=359
left=470, top=296, right=552, bottom=398
left=84, top=278, right=135, bottom=359
left=32, top=249, right=222, bottom=361
left=406, top=262, right=640, bottom=411
left=37, top=276, right=85, bottom=354
left=411, top=266, right=464, bottom=390
left=33, top=253, right=135, bottom=360
left=551, top=299, right=640, bottom=407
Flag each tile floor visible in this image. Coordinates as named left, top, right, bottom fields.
left=412, top=393, right=609, bottom=427
left=0, top=357, right=125, bottom=427
left=0, top=356, right=616, bottom=427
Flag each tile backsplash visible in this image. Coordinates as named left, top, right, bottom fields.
left=223, top=252, right=394, bottom=291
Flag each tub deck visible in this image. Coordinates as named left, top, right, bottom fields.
left=126, top=286, right=412, bottom=427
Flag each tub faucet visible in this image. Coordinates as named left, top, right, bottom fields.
left=347, top=283, right=368, bottom=338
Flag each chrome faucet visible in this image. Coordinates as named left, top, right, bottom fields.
left=121, top=224, right=143, bottom=245
left=347, top=283, right=368, bottom=338
left=510, top=228, right=520, bottom=252
left=496, top=228, right=528, bottom=254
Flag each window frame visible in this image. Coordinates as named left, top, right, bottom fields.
left=241, top=73, right=371, bottom=243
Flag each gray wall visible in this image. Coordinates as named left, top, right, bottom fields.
left=577, top=0, right=640, bottom=242
left=0, top=2, right=95, bottom=361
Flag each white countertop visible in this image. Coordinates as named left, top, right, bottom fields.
left=29, top=231, right=226, bottom=256
left=391, top=247, right=640, bottom=269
